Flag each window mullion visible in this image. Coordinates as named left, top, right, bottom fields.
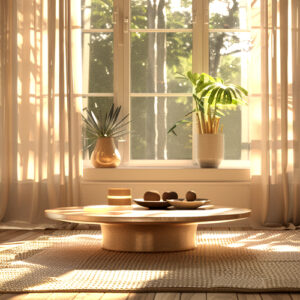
left=193, top=0, right=209, bottom=74
left=114, top=0, right=123, bottom=161
left=119, top=0, right=130, bottom=163
left=192, top=0, right=209, bottom=164
left=192, top=0, right=201, bottom=74
left=82, top=0, right=91, bottom=101
left=114, top=0, right=122, bottom=107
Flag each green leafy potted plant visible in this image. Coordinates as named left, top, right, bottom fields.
left=82, top=104, right=129, bottom=168
left=169, top=72, right=248, bottom=168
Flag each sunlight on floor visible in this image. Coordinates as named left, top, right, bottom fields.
left=198, top=232, right=300, bottom=253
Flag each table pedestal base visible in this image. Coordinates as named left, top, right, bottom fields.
left=100, top=223, right=198, bottom=252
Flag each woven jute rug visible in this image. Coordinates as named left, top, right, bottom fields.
left=1, top=230, right=300, bottom=293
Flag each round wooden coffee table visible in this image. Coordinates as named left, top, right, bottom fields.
left=45, top=205, right=251, bottom=252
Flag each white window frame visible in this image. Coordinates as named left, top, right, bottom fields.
left=82, top=0, right=251, bottom=167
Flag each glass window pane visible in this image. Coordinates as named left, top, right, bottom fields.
left=209, top=32, right=250, bottom=84
left=82, top=0, right=113, bottom=29
left=82, top=33, right=113, bottom=93
left=82, top=97, right=114, bottom=158
left=209, top=0, right=249, bottom=29
left=131, top=0, right=192, bottom=29
left=209, top=31, right=250, bottom=160
left=131, top=32, right=192, bottom=93
left=130, top=97, right=192, bottom=160
left=221, top=109, right=244, bottom=160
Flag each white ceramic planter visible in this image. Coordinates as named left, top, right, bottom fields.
left=197, top=133, right=224, bottom=168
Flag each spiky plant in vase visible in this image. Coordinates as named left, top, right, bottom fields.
left=82, top=104, right=129, bottom=168
left=169, top=72, right=248, bottom=168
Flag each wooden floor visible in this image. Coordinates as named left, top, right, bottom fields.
left=0, top=230, right=300, bottom=300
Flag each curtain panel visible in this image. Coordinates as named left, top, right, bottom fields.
left=0, top=0, right=11, bottom=221
left=250, top=0, right=300, bottom=227
left=0, top=0, right=82, bottom=227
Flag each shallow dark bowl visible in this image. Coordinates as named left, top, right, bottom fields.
left=133, top=199, right=170, bottom=209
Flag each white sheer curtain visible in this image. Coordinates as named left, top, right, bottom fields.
left=250, top=0, right=300, bottom=227
left=0, top=0, right=82, bottom=227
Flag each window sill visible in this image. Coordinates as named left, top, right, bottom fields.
left=82, top=160, right=250, bottom=182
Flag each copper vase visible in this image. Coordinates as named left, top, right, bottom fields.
left=91, top=137, right=121, bottom=168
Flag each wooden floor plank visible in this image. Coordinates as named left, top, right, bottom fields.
left=0, top=229, right=19, bottom=236
left=237, top=294, right=262, bottom=300
left=291, top=294, right=300, bottom=300
left=74, top=293, right=104, bottom=300
left=3, top=230, right=45, bottom=243
left=23, top=294, right=53, bottom=300
left=0, top=294, right=23, bottom=300
left=0, top=231, right=23, bottom=243
left=0, top=294, right=51, bottom=300
left=154, top=293, right=180, bottom=300
left=207, top=293, right=238, bottom=300
left=260, top=294, right=291, bottom=300
left=0, top=231, right=49, bottom=252
left=0, top=230, right=45, bottom=244
left=100, top=293, right=129, bottom=300
left=47, top=293, right=78, bottom=300
left=180, top=293, right=206, bottom=300
left=128, top=293, right=155, bottom=300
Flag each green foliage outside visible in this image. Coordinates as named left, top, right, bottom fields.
left=130, top=0, right=193, bottom=159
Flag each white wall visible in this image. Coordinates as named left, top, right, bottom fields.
left=80, top=167, right=257, bottom=228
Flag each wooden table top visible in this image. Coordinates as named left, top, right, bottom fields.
left=45, top=205, right=251, bottom=224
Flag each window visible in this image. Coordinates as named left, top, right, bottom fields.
left=81, top=0, right=250, bottom=165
